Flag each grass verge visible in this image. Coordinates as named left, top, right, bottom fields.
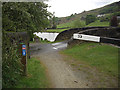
left=61, top=43, right=118, bottom=77
left=15, top=58, right=50, bottom=88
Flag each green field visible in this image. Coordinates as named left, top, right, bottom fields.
left=86, top=20, right=109, bottom=27
left=57, top=20, right=109, bottom=30
left=61, top=43, right=118, bottom=77
left=57, top=20, right=85, bottom=28
left=57, top=21, right=75, bottom=28
left=45, top=20, right=109, bottom=33
left=15, top=58, right=50, bottom=88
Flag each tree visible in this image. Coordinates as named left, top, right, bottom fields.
left=2, top=2, right=51, bottom=40
left=2, top=2, right=51, bottom=88
left=50, top=12, right=58, bottom=29
left=110, top=16, right=118, bottom=26
left=85, top=15, right=96, bottom=25
left=52, top=16, right=57, bottom=29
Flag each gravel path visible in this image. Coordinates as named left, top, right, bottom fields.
left=30, top=42, right=89, bottom=88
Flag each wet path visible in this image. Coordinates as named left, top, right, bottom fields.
left=30, top=42, right=89, bottom=88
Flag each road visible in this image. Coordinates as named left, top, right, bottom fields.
left=30, top=41, right=90, bottom=88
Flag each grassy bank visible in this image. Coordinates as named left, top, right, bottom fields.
left=61, top=43, right=118, bottom=77
left=15, top=58, right=50, bottom=88
left=46, top=29, right=68, bottom=33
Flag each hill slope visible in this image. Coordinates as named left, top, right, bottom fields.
left=57, top=1, right=120, bottom=25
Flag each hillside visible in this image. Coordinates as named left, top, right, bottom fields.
left=57, top=1, right=120, bottom=25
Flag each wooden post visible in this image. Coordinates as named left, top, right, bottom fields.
left=20, top=43, right=27, bottom=76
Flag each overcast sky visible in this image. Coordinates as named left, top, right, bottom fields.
left=45, top=0, right=120, bottom=17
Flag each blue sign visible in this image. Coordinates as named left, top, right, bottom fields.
left=22, top=45, right=26, bottom=56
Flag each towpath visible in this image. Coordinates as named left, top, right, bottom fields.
left=30, top=42, right=89, bottom=88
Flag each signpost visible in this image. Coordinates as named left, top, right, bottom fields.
left=20, top=44, right=27, bottom=76
left=22, top=45, right=26, bottom=56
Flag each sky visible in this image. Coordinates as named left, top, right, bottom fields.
left=45, top=0, right=120, bottom=17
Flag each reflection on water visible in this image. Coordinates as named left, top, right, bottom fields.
left=34, top=32, right=59, bottom=42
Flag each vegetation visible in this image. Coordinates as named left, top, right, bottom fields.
left=66, top=14, right=75, bottom=20
left=57, top=21, right=75, bottom=28
left=49, top=16, right=60, bottom=28
left=2, top=1, right=120, bottom=88
left=98, top=14, right=111, bottom=22
left=57, top=1, right=120, bottom=26
left=51, top=16, right=57, bottom=29
left=46, top=29, right=68, bottom=33
left=86, top=20, right=109, bottom=27
left=61, top=43, right=118, bottom=77
left=15, top=58, right=50, bottom=88
left=2, top=2, right=51, bottom=88
left=99, top=2, right=120, bottom=14
left=85, top=15, right=96, bottom=25
left=73, top=20, right=85, bottom=28
left=98, top=11, right=120, bottom=23
left=57, top=20, right=85, bottom=29
left=2, top=33, right=23, bottom=88
left=2, top=2, right=51, bottom=40
left=57, top=20, right=109, bottom=29
left=110, top=16, right=118, bottom=26
left=113, top=11, right=120, bottom=16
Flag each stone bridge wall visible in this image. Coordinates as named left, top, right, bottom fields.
left=55, top=27, right=120, bottom=41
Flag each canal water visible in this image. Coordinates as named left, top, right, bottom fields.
left=34, top=32, right=59, bottom=42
